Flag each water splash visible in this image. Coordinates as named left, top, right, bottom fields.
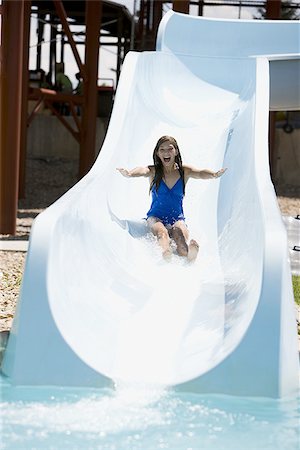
left=1, top=377, right=299, bottom=450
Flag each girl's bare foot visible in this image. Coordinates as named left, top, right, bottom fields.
left=162, top=248, right=173, bottom=261
left=187, top=240, right=199, bottom=262
left=171, top=227, right=188, bottom=257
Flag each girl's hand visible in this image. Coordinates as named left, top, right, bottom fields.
left=116, top=168, right=131, bottom=177
left=214, top=168, right=227, bottom=178
left=116, top=166, right=151, bottom=178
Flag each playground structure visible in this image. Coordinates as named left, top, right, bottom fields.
left=2, top=10, right=299, bottom=397
left=1, top=0, right=299, bottom=236
left=0, top=0, right=132, bottom=235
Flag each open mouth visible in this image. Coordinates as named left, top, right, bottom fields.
left=163, top=157, right=171, bottom=163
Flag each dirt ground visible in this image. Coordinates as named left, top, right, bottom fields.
left=0, top=156, right=299, bottom=332
left=0, top=157, right=78, bottom=331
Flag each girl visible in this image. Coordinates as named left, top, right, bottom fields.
left=117, top=135, right=226, bottom=261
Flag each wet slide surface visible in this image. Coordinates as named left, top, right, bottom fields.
left=3, top=12, right=299, bottom=397
left=48, top=51, right=261, bottom=384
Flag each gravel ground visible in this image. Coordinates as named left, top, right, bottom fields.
left=1, top=157, right=78, bottom=241
left=0, top=157, right=78, bottom=331
left=0, top=252, right=26, bottom=332
left=0, top=157, right=299, bottom=333
left=275, top=183, right=300, bottom=216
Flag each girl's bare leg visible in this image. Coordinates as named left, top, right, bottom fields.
left=171, top=221, right=199, bottom=262
left=147, top=218, right=172, bottom=260
left=170, top=222, right=188, bottom=257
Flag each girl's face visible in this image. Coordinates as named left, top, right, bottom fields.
left=156, top=141, right=177, bottom=168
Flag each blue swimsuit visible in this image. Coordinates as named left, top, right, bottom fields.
left=146, top=177, right=185, bottom=226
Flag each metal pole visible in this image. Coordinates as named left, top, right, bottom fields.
left=130, top=0, right=137, bottom=50
left=238, top=0, right=242, bottom=19
left=49, top=14, right=57, bottom=85
left=198, top=0, right=203, bottom=16
left=0, top=0, right=25, bottom=234
left=266, top=0, right=281, bottom=178
left=53, top=0, right=86, bottom=79
left=116, top=12, right=123, bottom=84
left=60, top=30, right=65, bottom=63
left=36, top=11, right=45, bottom=70
left=138, top=0, right=145, bottom=50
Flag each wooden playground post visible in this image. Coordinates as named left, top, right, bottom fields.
left=0, top=0, right=26, bottom=234
left=79, top=0, right=102, bottom=178
left=173, top=1, right=190, bottom=14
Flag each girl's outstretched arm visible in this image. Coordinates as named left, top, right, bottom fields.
left=116, top=166, right=152, bottom=178
left=184, top=165, right=227, bottom=180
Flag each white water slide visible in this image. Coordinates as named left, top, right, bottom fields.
left=2, top=12, right=300, bottom=397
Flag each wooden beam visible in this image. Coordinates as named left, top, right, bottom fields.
left=27, top=98, right=45, bottom=126
left=0, top=0, right=25, bottom=234
left=28, top=87, right=84, bottom=104
left=69, top=102, right=82, bottom=134
left=173, top=1, right=190, bottom=14
left=26, top=87, right=83, bottom=141
left=153, top=0, right=163, bottom=37
left=79, top=0, right=102, bottom=178
left=266, top=0, right=281, bottom=19
left=45, top=101, right=80, bottom=142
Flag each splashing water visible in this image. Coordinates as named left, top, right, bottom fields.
left=1, top=376, right=299, bottom=450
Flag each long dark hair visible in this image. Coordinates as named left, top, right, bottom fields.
left=149, top=136, right=185, bottom=195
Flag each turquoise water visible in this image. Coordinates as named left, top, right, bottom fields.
left=0, top=376, right=299, bottom=450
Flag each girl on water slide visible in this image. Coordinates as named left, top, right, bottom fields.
left=117, top=135, right=226, bottom=262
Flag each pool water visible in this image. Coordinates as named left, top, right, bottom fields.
left=0, top=376, right=299, bottom=450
